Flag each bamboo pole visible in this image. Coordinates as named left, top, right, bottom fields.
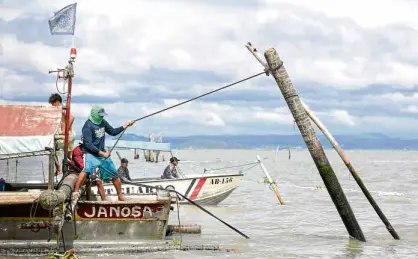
left=264, top=48, right=366, bottom=241
left=256, top=155, right=285, bottom=205
left=301, top=101, right=400, bottom=240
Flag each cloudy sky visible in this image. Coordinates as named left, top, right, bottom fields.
left=1, top=0, right=418, bottom=138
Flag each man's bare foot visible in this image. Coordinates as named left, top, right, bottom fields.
left=55, top=169, right=62, bottom=175
left=118, top=194, right=126, bottom=201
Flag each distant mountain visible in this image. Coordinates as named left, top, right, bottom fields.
left=73, top=132, right=418, bottom=150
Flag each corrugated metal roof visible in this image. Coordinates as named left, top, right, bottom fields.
left=0, top=105, right=62, bottom=137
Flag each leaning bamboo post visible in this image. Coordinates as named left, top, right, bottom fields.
left=264, top=48, right=366, bottom=241
left=301, top=101, right=400, bottom=240
left=256, top=155, right=285, bottom=205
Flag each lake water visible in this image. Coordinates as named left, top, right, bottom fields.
left=1, top=149, right=418, bottom=258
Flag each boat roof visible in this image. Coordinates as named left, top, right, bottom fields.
left=0, top=105, right=62, bottom=157
left=105, top=140, right=172, bottom=152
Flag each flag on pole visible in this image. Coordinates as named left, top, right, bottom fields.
left=48, top=3, right=77, bottom=35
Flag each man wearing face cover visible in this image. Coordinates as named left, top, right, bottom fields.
left=73, top=105, right=134, bottom=201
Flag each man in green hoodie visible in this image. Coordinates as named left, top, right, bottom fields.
left=73, top=105, right=134, bottom=201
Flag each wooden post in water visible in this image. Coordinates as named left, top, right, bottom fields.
left=256, top=155, right=285, bottom=205
left=264, top=48, right=366, bottom=242
left=301, top=101, right=400, bottom=240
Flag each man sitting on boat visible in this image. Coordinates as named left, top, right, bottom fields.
left=49, top=93, right=76, bottom=174
left=69, top=141, right=106, bottom=201
left=118, top=158, right=132, bottom=183
left=73, top=105, right=134, bottom=201
left=161, top=157, right=181, bottom=179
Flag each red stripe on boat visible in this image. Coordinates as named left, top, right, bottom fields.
left=189, top=178, right=207, bottom=200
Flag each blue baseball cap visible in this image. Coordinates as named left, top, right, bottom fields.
left=98, top=108, right=108, bottom=116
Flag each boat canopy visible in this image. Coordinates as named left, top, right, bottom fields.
left=105, top=140, right=172, bottom=152
left=0, top=105, right=62, bottom=158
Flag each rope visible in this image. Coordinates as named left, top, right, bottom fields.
left=54, top=202, right=67, bottom=250
left=204, top=161, right=259, bottom=172
left=49, top=249, right=78, bottom=259
left=29, top=197, right=40, bottom=220
left=96, top=71, right=265, bottom=176
left=241, top=163, right=260, bottom=173
left=175, top=193, right=183, bottom=249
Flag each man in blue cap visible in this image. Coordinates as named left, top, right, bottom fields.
left=73, top=105, right=134, bottom=201
left=161, top=157, right=181, bottom=179
left=118, top=158, right=132, bottom=183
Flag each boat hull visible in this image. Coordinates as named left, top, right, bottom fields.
left=91, top=173, right=243, bottom=205
left=0, top=191, right=172, bottom=254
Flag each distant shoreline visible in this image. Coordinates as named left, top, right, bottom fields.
left=75, top=139, right=418, bottom=151
left=75, top=132, right=418, bottom=150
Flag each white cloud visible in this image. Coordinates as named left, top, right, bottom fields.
left=329, top=110, right=357, bottom=126
left=402, top=105, right=418, bottom=114
left=264, top=0, right=418, bottom=29
left=377, top=92, right=418, bottom=104
left=254, top=107, right=294, bottom=125
left=2, top=0, right=418, bottom=89
left=2, top=0, right=418, bottom=136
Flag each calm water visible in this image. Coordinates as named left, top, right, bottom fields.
left=1, top=149, right=418, bottom=258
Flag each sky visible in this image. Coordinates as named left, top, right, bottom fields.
left=1, top=0, right=418, bottom=138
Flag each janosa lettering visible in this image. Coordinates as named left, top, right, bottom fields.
left=82, top=205, right=151, bottom=218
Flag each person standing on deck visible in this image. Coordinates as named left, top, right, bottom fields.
left=161, top=157, right=181, bottom=179
left=118, top=158, right=132, bottom=183
left=69, top=141, right=106, bottom=201
left=73, top=105, right=134, bottom=201
left=49, top=93, right=75, bottom=174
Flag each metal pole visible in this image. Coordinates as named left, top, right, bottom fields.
left=15, top=160, right=18, bottom=182
left=62, top=68, right=72, bottom=174
left=48, top=151, right=55, bottom=190
left=301, top=101, right=400, bottom=240
left=6, top=159, right=9, bottom=181
left=264, top=48, right=366, bottom=241
left=62, top=49, right=75, bottom=174
left=256, top=155, right=285, bottom=205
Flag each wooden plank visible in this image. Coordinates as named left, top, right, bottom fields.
left=0, top=191, right=41, bottom=204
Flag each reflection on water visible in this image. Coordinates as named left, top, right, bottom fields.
left=344, top=239, right=364, bottom=259
left=1, top=149, right=418, bottom=258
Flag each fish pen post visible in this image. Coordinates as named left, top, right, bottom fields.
left=301, top=101, right=400, bottom=240
left=256, top=155, right=285, bottom=205
left=264, top=48, right=366, bottom=242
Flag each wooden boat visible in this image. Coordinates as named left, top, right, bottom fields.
left=0, top=50, right=174, bottom=255
left=92, top=172, right=243, bottom=205
left=89, top=140, right=244, bottom=205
